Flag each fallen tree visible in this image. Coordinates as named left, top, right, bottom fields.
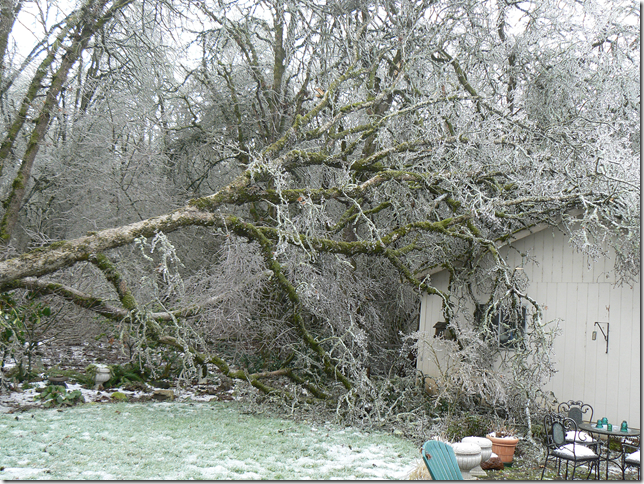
left=0, top=0, right=639, bottom=422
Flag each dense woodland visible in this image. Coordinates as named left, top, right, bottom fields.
left=0, top=0, right=639, bottom=428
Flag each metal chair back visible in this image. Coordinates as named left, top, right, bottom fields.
left=552, top=421, right=566, bottom=447
left=557, top=400, right=593, bottom=424
left=568, top=407, right=583, bottom=425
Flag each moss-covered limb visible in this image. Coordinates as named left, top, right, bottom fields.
left=193, top=170, right=428, bottom=211
left=350, top=139, right=428, bottom=171
left=262, top=64, right=366, bottom=158
left=325, top=96, right=428, bottom=143
left=190, top=167, right=433, bottom=228
left=305, top=55, right=417, bottom=144
left=447, top=54, right=479, bottom=99
left=0, top=277, right=129, bottom=321
left=383, top=249, right=448, bottom=300
left=303, top=99, right=376, bottom=141
left=1, top=269, right=273, bottom=328
left=327, top=122, right=375, bottom=140
left=285, top=369, right=329, bottom=399
left=328, top=201, right=393, bottom=236
left=388, top=242, right=419, bottom=258
left=277, top=149, right=331, bottom=168
left=186, top=170, right=254, bottom=212
left=157, top=336, right=270, bottom=381
left=355, top=170, right=427, bottom=192
left=499, top=192, right=587, bottom=208
left=229, top=219, right=353, bottom=390
left=438, top=50, right=536, bottom=135
left=248, top=378, right=293, bottom=398
left=0, top=207, right=220, bottom=285
left=156, top=335, right=298, bottom=400
left=216, top=213, right=471, bottom=264
left=270, top=10, right=286, bottom=116
left=328, top=202, right=361, bottom=235
left=0, top=198, right=467, bottom=287
left=268, top=213, right=472, bottom=255
left=0, top=1, right=22, bottom=84
left=0, top=195, right=375, bottom=284
left=89, top=253, right=137, bottom=311
left=466, top=220, right=482, bottom=238
left=382, top=215, right=473, bottom=245
left=92, top=0, right=136, bottom=31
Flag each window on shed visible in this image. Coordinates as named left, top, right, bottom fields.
left=475, top=304, right=527, bottom=348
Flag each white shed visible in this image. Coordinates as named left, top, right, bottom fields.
left=417, top=225, right=641, bottom=428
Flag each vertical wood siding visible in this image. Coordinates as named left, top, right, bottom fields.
left=418, top=227, right=640, bottom=427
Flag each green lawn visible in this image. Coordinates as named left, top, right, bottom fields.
left=0, top=401, right=421, bottom=480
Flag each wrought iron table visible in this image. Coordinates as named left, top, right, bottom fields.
left=578, top=422, right=640, bottom=480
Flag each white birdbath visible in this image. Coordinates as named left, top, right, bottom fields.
left=462, top=436, right=493, bottom=477
left=452, top=442, right=482, bottom=480
left=94, top=365, right=111, bottom=389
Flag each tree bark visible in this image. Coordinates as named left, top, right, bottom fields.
left=0, top=0, right=24, bottom=84
left=0, top=0, right=135, bottom=243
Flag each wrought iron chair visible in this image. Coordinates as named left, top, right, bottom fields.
left=541, top=413, right=600, bottom=480
left=557, top=400, right=594, bottom=424
left=622, top=442, right=640, bottom=480
left=557, top=400, right=599, bottom=450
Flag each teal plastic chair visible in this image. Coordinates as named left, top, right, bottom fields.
left=421, top=440, right=464, bottom=480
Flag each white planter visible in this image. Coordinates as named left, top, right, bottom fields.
left=462, top=436, right=493, bottom=477
left=94, top=366, right=111, bottom=387
left=451, top=442, right=482, bottom=480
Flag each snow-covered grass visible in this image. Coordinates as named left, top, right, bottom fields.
left=0, top=401, right=421, bottom=480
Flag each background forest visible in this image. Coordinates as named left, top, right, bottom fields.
left=0, top=0, right=639, bottom=431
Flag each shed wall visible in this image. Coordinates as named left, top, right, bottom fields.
left=418, top=228, right=641, bottom=428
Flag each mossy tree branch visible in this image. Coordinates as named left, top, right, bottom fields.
left=157, top=335, right=326, bottom=402
left=228, top=217, right=353, bottom=390
left=89, top=252, right=138, bottom=311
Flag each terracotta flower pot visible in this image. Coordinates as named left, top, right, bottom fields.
left=486, top=433, right=519, bottom=465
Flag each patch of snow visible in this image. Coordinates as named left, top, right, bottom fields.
left=625, top=450, right=640, bottom=464
left=487, top=431, right=517, bottom=439
left=0, top=467, right=49, bottom=479
left=80, top=470, right=116, bottom=479
left=565, top=430, right=593, bottom=442
left=553, top=443, right=597, bottom=459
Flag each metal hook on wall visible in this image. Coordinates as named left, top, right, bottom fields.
left=594, top=322, right=609, bottom=354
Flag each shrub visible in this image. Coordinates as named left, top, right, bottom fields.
left=104, top=364, right=147, bottom=388
left=0, top=292, right=55, bottom=381
left=444, top=413, right=496, bottom=441
left=34, top=385, right=85, bottom=408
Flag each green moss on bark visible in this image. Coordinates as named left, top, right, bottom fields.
left=90, top=253, right=137, bottom=311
